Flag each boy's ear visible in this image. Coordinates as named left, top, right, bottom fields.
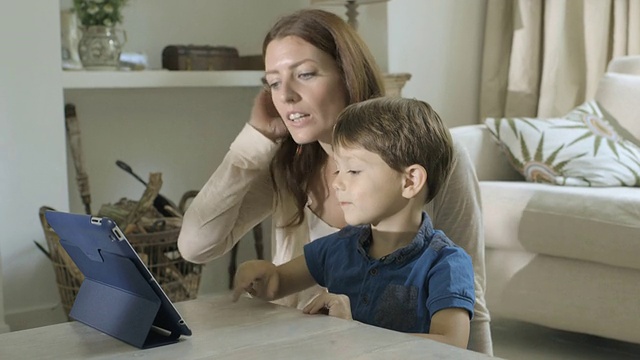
left=402, top=164, right=427, bottom=199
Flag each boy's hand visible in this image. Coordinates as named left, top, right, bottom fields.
left=232, top=260, right=279, bottom=302
left=303, top=293, right=353, bottom=320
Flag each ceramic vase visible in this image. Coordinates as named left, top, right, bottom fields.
left=78, top=26, right=127, bottom=70
left=60, top=10, right=83, bottom=70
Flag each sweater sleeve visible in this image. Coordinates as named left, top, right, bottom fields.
left=178, top=124, right=278, bottom=263
left=424, top=139, right=489, bottom=323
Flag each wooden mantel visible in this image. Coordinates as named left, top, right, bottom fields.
left=383, top=72, right=412, bottom=97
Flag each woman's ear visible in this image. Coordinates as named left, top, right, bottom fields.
left=402, top=164, right=427, bottom=199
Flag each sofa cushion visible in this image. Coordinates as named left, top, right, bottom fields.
left=515, top=184, right=640, bottom=271
left=607, top=55, right=640, bottom=75
left=485, top=100, right=640, bottom=187
left=449, top=125, right=523, bottom=182
left=480, top=181, right=535, bottom=251
left=481, top=181, right=640, bottom=270
left=494, top=253, right=640, bottom=344
left=594, top=73, right=640, bottom=143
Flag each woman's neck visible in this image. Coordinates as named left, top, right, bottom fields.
left=318, top=139, right=333, bottom=157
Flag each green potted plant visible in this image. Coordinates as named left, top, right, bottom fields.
left=73, top=0, right=130, bottom=70
left=73, top=0, right=129, bottom=27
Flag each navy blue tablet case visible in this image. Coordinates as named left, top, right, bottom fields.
left=45, top=210, right=192, bottom=349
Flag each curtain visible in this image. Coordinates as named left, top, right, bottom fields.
left=480, top=0, right=640, bottom=121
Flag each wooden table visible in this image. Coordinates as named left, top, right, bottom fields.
left=0, top=294, right=494, bottom=359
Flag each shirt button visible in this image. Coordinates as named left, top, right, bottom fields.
left=369, top=268, right=378, bottom=275
left=362, top=295, right=369, bottom=304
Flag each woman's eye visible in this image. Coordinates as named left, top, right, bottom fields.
left=347, top=170, right=361, bottom=175
left=268, top=81, right=281, bottom=89
left=299, top=72, right=315, bottom=80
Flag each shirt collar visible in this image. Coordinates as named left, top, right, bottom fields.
left=353, top=212, right=434, bottom=265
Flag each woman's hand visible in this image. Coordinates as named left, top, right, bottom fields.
left=303, top=293, right=353, bottom=320
left=248, top=90, right=288, bottom=142
left=232, top=260, right=279, bottom=302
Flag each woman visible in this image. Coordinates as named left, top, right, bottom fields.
left=177, top=9, right=492, bottom=355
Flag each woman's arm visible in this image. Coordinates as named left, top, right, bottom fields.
left=178, top=124, right=278, bottom=263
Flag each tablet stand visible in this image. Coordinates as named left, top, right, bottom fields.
left=65, top=244, right=180, bottom=349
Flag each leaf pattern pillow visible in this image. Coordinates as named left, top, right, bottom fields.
left=484, top=101, right=640, bottom=186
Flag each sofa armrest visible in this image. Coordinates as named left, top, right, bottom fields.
left=607, top=55, right=640, bottom=75
left=450, top=124, right=523, bottom=181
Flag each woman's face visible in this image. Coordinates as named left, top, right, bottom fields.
left=264, top=36, right=349, bottom=146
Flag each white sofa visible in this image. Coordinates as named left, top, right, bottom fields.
left=450, top=55, right=640, bottom=345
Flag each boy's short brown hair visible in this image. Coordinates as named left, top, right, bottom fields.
left=333, top=97, right=455, bottom=203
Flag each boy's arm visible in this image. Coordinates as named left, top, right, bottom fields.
left=232, top=256, right=316, bottom=301
left=273, top=255, right=317, bottom=299
left=410, top=308, right=471, bottom=349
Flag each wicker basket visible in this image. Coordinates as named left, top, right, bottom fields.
left=38, top=206, right=202, bottom=319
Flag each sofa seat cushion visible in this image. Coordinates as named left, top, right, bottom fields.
left=519, top=184, right=640, bottom=270
left=481, top=181, right=640, bottom=270
left=494, top=253, right=640, bottom=344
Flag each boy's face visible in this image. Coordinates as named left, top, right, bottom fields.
left=332, top=146, right=408, bottom=227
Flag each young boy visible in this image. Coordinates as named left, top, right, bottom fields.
left=232, top=97, right=475, bottom=349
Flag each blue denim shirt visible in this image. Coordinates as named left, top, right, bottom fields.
left=303, top=212, right=475, bottom=333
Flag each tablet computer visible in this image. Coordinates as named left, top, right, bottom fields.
left=45, top=210, right=192, bottom=349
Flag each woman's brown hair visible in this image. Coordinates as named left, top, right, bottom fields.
left=264, top=9, right=385, bottom=227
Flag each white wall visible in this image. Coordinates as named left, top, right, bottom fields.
left=315, top=3, right=389, bottom=71
left=0, top=1, right=69, bottom=331
left=388, top=0, right=487, bottom=127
